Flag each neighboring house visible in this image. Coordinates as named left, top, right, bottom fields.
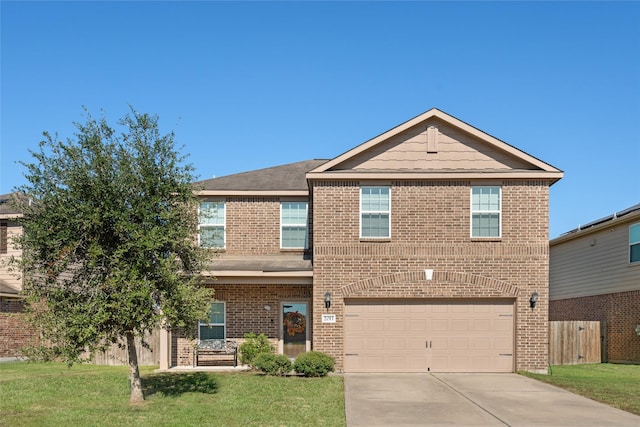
left=550, top=204, right=640, bottom=363
left=0, top=193, right=34, bottom=357
left=158, top=108, right=564, bottom=373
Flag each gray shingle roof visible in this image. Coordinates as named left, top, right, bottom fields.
left=0, top=193, right=23, bottom=216
left=195, top=159, right=328, bottom=192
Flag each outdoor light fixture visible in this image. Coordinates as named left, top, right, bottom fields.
left=324, top=291, right=332, bottom=309
left=264, top=304, right=271, bottom=312
left=529, top=291, right=539, bottom=309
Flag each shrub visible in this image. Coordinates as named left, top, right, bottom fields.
left=293, top=351, right=335, bottom=377
left=253, top=353, right=292, bottom=376
left=239, top=332, right=274, bottom=366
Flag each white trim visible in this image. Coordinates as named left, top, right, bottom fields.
left=198, top=200, right=226, bottom=249
left=196, top=190, right=309, bottom=197
left=280, top=201, right=308, bottom=249
left=307, top=171, right=563, bottom=181
left=470, top=186, right=502, bottom=238
left=360, top=186, right=391, bottom=239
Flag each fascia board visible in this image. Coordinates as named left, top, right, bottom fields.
left=306, top=170, right=564, bottom=182
left=195, top=190, right=309, bottom=197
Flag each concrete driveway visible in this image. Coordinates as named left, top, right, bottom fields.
left=344, top=373, right=640, bottom=427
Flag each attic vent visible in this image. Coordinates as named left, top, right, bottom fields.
left=427, top=125, right=438, bottom=153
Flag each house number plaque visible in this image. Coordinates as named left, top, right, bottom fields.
left=321, top=314, right=336, bottom=323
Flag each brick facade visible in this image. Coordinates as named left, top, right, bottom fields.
left=311, top=180, right=551, bottom=372
left=0, top=298, right=38, bottom=357
left=550, top=290, right=640, bottom=363
left=172, top=283, right=312, bottom=367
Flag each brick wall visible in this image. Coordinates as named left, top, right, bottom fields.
left=224, top=197, right=281, bottom=254
left=172, top=283, right=312, bottom=367
left=0, top=298, right=38, bottom=357
left=311, top=179, right=551, bottom=372
left=550, top=290, right=640, bottom=363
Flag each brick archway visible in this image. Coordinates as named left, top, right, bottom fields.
left=341, top=270, right=519, bottom=297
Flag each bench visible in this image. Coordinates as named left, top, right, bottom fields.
left=193, top=339, right=238, bottom=367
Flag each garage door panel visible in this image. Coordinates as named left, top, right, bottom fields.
left=451, top=338, right=469, bottom=350
left=495, top=318, right=512, bottom=331
left=474, top=319, right=491, bottom=331
left=452, top=319, right=469, bottom=331
left=473, top=338, right=491, bottom=350
left=387, top=318, right=406, bottom=331
left=409, top=319, right=429, bottom=331
left=432, top=319, right=449, bottom=331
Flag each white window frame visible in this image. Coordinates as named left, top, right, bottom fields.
left=280, top=201, right=308, bottom=249
left=198, top=200, right=226, bottom=248
left=470, top=186, right=502, bottom=238
left=630, top=222, right=640, bottom=264
left=198, top=301, right=226, bottom=340
left=360, top=186, right=391, bottom=239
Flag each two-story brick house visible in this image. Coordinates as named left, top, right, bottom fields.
left=162, top=108, right=563, bottom=373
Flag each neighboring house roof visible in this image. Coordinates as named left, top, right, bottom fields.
left=0, top=279, right=20, bottom=297
left=307, top=108, right=564, bottom=183
left=0, top=193, right=24, bottom=217
left=195, top=159, right=328, bottom=196
left=551, top=203, right=640, bottom=245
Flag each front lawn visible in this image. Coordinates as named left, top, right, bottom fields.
left=521, top=363, right=640, bottom=416
left=0, top=362, right=345, bottom=426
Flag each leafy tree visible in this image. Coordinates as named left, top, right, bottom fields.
left=14, top=108, right=211, bottom=404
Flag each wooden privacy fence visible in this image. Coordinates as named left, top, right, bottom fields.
left=87, top=329, right=160, bottom=366
left=549, top=321, right=601, bottom=365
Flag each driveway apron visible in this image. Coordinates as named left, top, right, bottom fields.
left=344, top=373, right=640, bottom=427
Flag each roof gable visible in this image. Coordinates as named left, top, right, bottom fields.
left=308, top=108, right=563, bottom=182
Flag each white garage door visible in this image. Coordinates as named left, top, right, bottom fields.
left=344, top=299, right=514, bottom=373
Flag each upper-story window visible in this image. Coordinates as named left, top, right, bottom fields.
left=630, top=223, right=640, bottom=263
left=281, top=202, right=308, bottom=249
left=471, top=186, right=501, bottom=238
left=361, top=186, right=390, bottom=238
left=199, top=201, right=225, bottom=248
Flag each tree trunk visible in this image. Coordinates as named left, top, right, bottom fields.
left=126, top=331, right=144, bottom=404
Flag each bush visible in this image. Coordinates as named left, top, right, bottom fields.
left=293, top=351, right=335, bottom=377
left=253, top=353, right=292, bottom=376
left=239, top=333, right=274, bottom=366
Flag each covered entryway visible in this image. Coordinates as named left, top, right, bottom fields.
left=344, top=299, right=514, bottom=373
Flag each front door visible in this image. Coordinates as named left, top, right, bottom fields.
left=282, top=302, right=308, bottom=358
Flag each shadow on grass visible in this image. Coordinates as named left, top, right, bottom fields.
left=142, top=372, right=219, bottom=397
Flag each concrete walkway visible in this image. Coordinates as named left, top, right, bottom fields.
left=344, top=373, right=640, bottom=427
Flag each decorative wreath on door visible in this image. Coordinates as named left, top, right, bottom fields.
left=284, top=311, right=306, bottom=336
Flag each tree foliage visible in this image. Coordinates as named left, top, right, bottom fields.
left=14, top=108, right=211, bottom=402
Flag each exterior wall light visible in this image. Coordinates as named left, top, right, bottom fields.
left=324, top=291, right=332, bottom=310
left=529, top=291, right=539, bottom=309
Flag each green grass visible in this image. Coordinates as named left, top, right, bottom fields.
left=521, top=363, right=640, bottom=416
left=0, top=362, right=345, bottom=427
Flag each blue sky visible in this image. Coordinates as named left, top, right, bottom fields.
left=1, top=1, right=639, bottom=238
